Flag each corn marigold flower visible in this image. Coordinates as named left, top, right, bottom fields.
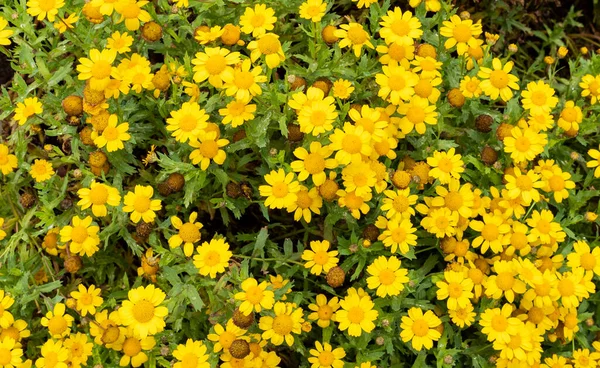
left=335, top=288, right=378, bottom=337
left=331, top=79, right=354, bottom=99
left=192, top=47, right=240, bottom=88
left=376, top=40, right=415, bottom=65
left=299, top=0, right=326, bottom=22
left=77, top=181, right=121, bottom=217
left=411, top=56, right=442, bottom=79
left=436, top=270, right=474, bottom=309
left=469, top=211, right=510, bottom=254
left=90, top=310, right=123, bottom=347
left=64, top=332, right=93, bottom=368
left=259, top=169, right=300, bottom=210
left=557, top=100, right=583, bottom=132
left=579, top=74, right=600, bottom=104
left=119, top=327, right=156, bottom=367
left=440, top=15, right=482, bottom=55
left=381, top=188, right=417, bottom=220
left=291, top=142, right=337, bottom=186
left=107, top=31, right=133, bottom=54
left=259, top=302, right=304, bottom=346
left=379, top=8, right=423, bottom=45
left=60, top=215, right=100, bottom=257
left=334, top=22, right=374, bottom=57
left=479, top=304, right=521, bottom=344
left=308, top=342, right=345, bottom=368
left=397, top=96, right=438, bottom=135
left=288, top=186, right=323, bottom=223
left=302, top=240, right=338, bottom=275
left=189, top=131, right=229, bottom=170
left=194, top=25, right=223, bottom=45
left=240, top=4, right=277, bottom=37
left=172, top=339, right=210, bottom=368
left=91, top=114, right=130, bottom=152
left=41, top=303, right=74, bottom=338
left=485, top=260, right=526, bottom=303
left=503, top=126, right=547, bottom=164
left=35, top=339, right=68, bottom=368
left=0, top=17, right=13, bottom=46
left=521, top=81, right=558, bottom=116
left=90, top=0, right=118, bottom=15
left=122, top=185, right=162, bottom=224
left=341, top=161, right=376, bottom=198
left=541, top=166, right=575, bottom=203
left=337, top=189, right=371, bottom=219
left=219, top=98, right=256, bottom=127
left=459, top=75, right=482, bottom=98
left=77, top=49, right=117, bottom=91
left=114, top=0, right=151, bottom=31
left=376, top=63, right=419, bottom=105
left=0, top=336, right=23, bottom=367
left=168, top=212, right=203, bottom=257
left=421, top=207, right=458, bottom=238
left=247, top=33, right=285, bottom=69
left=70, top=284, right=103, bottom=317
left=222, top=59, right=267, bottom=101
left=526, top=209, right=565, bottom=245
left=427, top=148, right=464, bottom=184
left=119, top=285, right=168, bottom=339
left=448, top=302, right=475, bottom=328
left=0, top=144, right=18, bottom=175
left=26, top=0, right=65, bottom=22
left=348, top=105, right=388, bottom=142
left=567, top=240, right=600, bottom=277
left=328, top=123, right=372, bottom=165
left=235, top=278, right=275, bottom=316
left=0, top=291, right=14, bottom=329
left=400, top=307, right=441, bottom=351
left=193, top=238, right=232, bottom=278
left=308, top=295, right=339, bottom=328
left=166, top=101, right=209, bottom=143
left=297, top=93, right=338, bottom=136
left=29, top=158, right=55, bottom=183
left=53, top=13, right=78, bottom=33
left=14, top=97, right=43, bottom=126
left=587, top=145, right=600, bottom=177
left=504, top=167, right=544, bottom=206
left=376, top=216, right=417, bottom=254
left=207, top=321, right=246, bottom=353
left=366, top=256, right=409, bottom=297
left=409, top=0, right=441, bottom=12
left=478, top=58, right=520, bottom=101
left=352, top=0, right=377, bottom=8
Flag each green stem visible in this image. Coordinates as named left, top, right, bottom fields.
left=235, top=254, right=304, bottom=266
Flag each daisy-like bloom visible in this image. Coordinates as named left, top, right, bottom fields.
left=259, top=169, right=300, bottom=210
left=0, top=144, right=18, bottom=175
left=541, top=355, right=572, bottom=368
left=288, top=186, right=323, bottom=223
left=436, top=270, right=474, bottom=310
left=308, top=342, right=345, bottom=368
left=381, top=188, right=418, bottom=220
left=193, top=238, right=232, bottom=278
left=166, top=102, right=209, bottom=143
left=191, top=47, right=240, bottom=88
left=469, top=211, right=510, bottom=254
left=64, top=332, right=93, bottom=368
left=219, top=98, right=256, bottom=127
left=297, top=93, right=338, bottom=136
left=503, top=126, right=547, bottom=164
left=119, top=285, right=168, bottom=339
left=568, top=240, right=600, bottom=277
left=572, top=349, right=600, bottom=368
left=193, top=25, right=223, bottom=45
left=41, top=303, right=74, bottom=338
left=459, top=76, right=482, bottom=98
left=427, top=148, right=464, bottom=184
left=35, top=339, right=68, bottom=368
left=13, top=97, right=43, bottom=125
left=448, top=303, right=476, bottom=328
left=91, top=114, right=130, bottom=152
left=0, top=336, right=22, bottom=367
left=172, top=339, right=210, bottom=368
left=440, top=15, right=482, bottom=55
left=222, top=59, right=267, bottom=101
left=557, top=100, right=583, bottom=132
left=114, top=0, right=151, bottom=31
left=432, top=179, right=474, bottom=218
left=89, top=309, right=123, bottom=348
left=26, top=0, right=65, bottom=21
left=484, top=260, right=526, bottom=303
left=376, top=217, right=417, bottom=254
left=29, top=159, right=54, bottom=183
left=240, top=4, right=276, bottom=37
left=421, top=207, right=458, bottom=238
left=337, top=189, right=371, bottom=219
left=76, top=49, right=117, bottom=91
left=107, top=31, right=134, bottom=54
left=335, top=288, right=378, bottom=337
left=169, top=212, right=203, bottom=257
left=411, top=56, right=442, bottom=79
left=522, top=270, right=560, bottom=309
left=366, top=256, right=409, bottom=297
left=77, top=181, right=121, bottom=217
left=588, top=145, right=600, bottom=178
left=259, top=302, right=304, bottom=346
left=479, top=304, right=521, bottom=343
left=308, top=295, right=340, bottom=328
left=60, top=216, right=100, bottom=257
left=189, top=131, right=229, bottom=170
left=328, top=123, right=372, bottom=165
left=580, top=74, right=600, bottom=104
left=334, top=23, right=374, bottom=57
left=119, top=327, right=156, bottom=367
left=341, top=161, right=376, bottom=197
left=299, top=0, right=326, bottom=22
left=248, top=33, right=286, bottom=69
left=122, top=185, right=162, bottom=224
left=504, top=168, right=544, bottom=206
left=400, top=307, right=441, bottom=351
left=348, top=105, right=388, bottom=142
left=379, top=8, right=423, bottom=45
left=478, top=58, right=520, bottom=101
left=291, top=142, right=337, bottom=186
left=526, top=209, right=565, bottom=245
left=377, top=40, right=415, bottom=66
left=541, top=166, right=575, bottom=203
left=0, top=291, right=14, bottom=328
left=302, top=240, right=338, bottom=275
left=207, top=321, right=246, bottom=353
left=352, top=0, right=377, bottom=8
left=288, top=86, right=326, bottom=111
left=70, top=284, right=103, bottom=316
left=332, top=79, right=354, bottom=99
left=557, top=269, right=592, bottom=309
left=90, top=0, right=118, bottom=15
left=521, top=81, right=559, bottom=116
left=53, top=13, right=78, bottom=33
left=376, top=63, right=419, bottom=105
left=0, top=17, right=13, bottom=46
left=235, top=278, right=275, bottom=315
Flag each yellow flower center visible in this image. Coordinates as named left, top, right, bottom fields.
left=528, top=307, right=544, bottom=324
left=245, top=285, right=264, bottom=305
left=205, top=55, right=227, bottom=75
left=495, top=272, right=515, bottom=291
left=453, top=24, right=472, bottom=43
left=535, top=219, right=551, bottom=234
left=352, top=172, right=369, bottom=187
left=564, top=313, right=578, bottom=329
left=341, top=134, right=362, bottom=154
left=92, top=60, right=112, bottom=79
left=44, top=352, right=59, bottom=368
left=89, top=185, right=109, bottom=205
left=344, top=192, right=363, bottom=209
left=70, top=341, right=84, bottom=357
left=48, top=315, right=68, bottom=336
left=0, top=348, right=11, bottom=366
left=481, top=223, right=499, bottom=241
left=390, top=20, right=410, bottom=36
left=79, top=292, right=93, bottom=305
left=435, top=216, right=449, bottom=230
left=250, top=13, right=265, bottom=28
left=318, top=351, right=335, bottom=366
left=466, top=80, right=479, bottom=92
left=347, top=25, right=367, bottom=44
left=103, top=126, right=120, bottom=141
left=199, top=140, right=219, bottom=159
left=387, top=43, right=406, bottom=61
left=71, top=226, right=89, bottom=243
left=436, top=158, right=454, bottom=173
left=0, top=155, right=8, bottom=165
left=33, top=162, right=49, bottom=175
left=181, top=353, right=199, bottom=368
left=507, top=334, right=522, bottom=350
left=445, top=191, right=463, bottom=211
left=179, top=223, right=200, bottom=243
left=304, top=153, right=326, bottom=174
left=257, top=34, right=280, bottom=54
left=468, top=268, right=483, bottom=284
left=123, top=337, right=142, bottom=357
left=548, top=175, right=565, bottom=191
left=490, top=315, right=507, bottom=332
left=227, top=101, right=246, bottom=116
left=390, top=227, right=406, bottom=243
left=272, top=314, right=294, bottom=335
left=454, top=241, right=468, bottom=257
left=296, top=190, right=313, bottom=209
left=234, top=69, right=255, bottom=89
left=414, top=79, right=432, bottom=97
left=120, top=3, right=140, bottom=19
left=0, top=326, right=19, bottom=342
left=219, top=331, right=236, bottom=349
left=179, top=114, right=197, bottom=132
left=580, top=252, right=596, bottom=270
left=305, top=5, right=322, bottom=17
left=511, top=232, right=527, bottom=250
left=271, top=183, right=289, bottom=198
left=419, top=58, right=437, bottom=71
left=588, top=81, right=600, bottom=95
left=531, top=91, right=547, bottom=106
left=203, top=250, right=221, bottom=266
left=378, top=269, right=396, bottom=285
left=308, top=109, right=327, bottom=127
left=447, top=282, right=463, bottom=298
left=557, top=278, right=574, bottom=297
left=489, top=70, right=509, bottom=89
left=102, top=325, right=120, bottom=344
left=514, top=136, right=531, bottom=153
left=133, top=196, right=151, bottom=213
left=411, top=319, right=429, bottom=337
left=561, top=107, right=578, bottom=122
left=313, top=251, right=329, bottom=265
left=392, top=195, right=409, bottom=213
left=515, top=175, right=533, bottom=190
left=132, top=299, right=155, bottom=323
left=38, top=0, right=57, bottom=11
left=388, top=75, right=406, bottom=91
left=534, top=281, right=550, bottom=296
left=347, top=306, right=365, bottom=324
left=318, top=305, right=333, bottom=320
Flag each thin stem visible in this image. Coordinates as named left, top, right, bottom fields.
left=235, top=254, right=304, bottom=266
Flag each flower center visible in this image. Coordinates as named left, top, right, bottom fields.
left=235, top=70, right=255, bottom=89
left=228, top=101, right=245, bottom=116
left=313, top=251, right=329, bottom=265
left=132, top=300, right=155, bottom=323
left=89, top=185, right=109, bottom=205
left=0, top=327, right=19, bottom=342
left=531, top=91, right=547, bottom=106
left=534, top=281, right=550, bottom=296
left=133, top=196, right=151, bottom=213
left=536, top=219, right=551, bottom=234
left=271, top=183, right=289, bottom=198
left=490, top=315, right=507, bottom=332
left=103, top=126, right=120, bottom=141
left=489, top=70, right=509, bottom=89
left=179, top=114, right=198, bottom=132
left=564, top=313, right=578, bottom=329
left=580, top=253, right=596, bottom=270
left=391, top=20, right=410, bottom=36
left=414, top=79, right=433, bottom=97
left=205, top=55, right=227, bottom=75
left=310, top=110, right=327, bottom=126
left=341, top=134, right=362, bottom=154
left=344, top=192, right=363, bottom=209
left=390, top=227, right=406, bottom=243
left=79, top=293, right=93, bottom=305
left=393, top=196, right=409, bottom=212
left=481, top=224, right=499, bottom=241
left=388, top=43, right=406, bottom=60
left=514, top=137, right=531, bottom=153
left=71, top=226, right=89, bottom=243
left=347, top=25, right=367, bottom=44
left=304, top=153, right=325, bottom=174
left=388, top=75, right=406, bottom=91
left=557, top=279, right=574, bottom=297
left=507, top=334, right=522, bottom=349
left=48, top=316, right=68, bottom=336
left=411, top=319, right=429, bottom=337
left=379, top=269, right=396, bottom=285
left=318, top=351, right=335, bottom=366
left=272, top=314, right=294, bottom=335
left=347, top=306, right=365, bottom=324
left=562, top=107, right=577, bottom=122
left=318, top=305, right=333, bottom=320
left=296, top=191, right=313, bottom=209
left=453, top=24, right=472, bottom=43
left=251, top=14, right=265, bottom=27
left=0, top=348, right=12, bottom=365
left=102, top=325, right=120, bottom=344
left=204, top=251, right=221, bottom=266
left=515, top=175, right=533, bottom=190
left=447, top=282, right=463, bottom=298
left=548, top=175, right=565, bottom=191
left=245, top=286, right=264, bottom=305
left=258, top=34, right=280, bottom=54
left=436, top=158, right=454, bottom=173
left=511, top=232, right=527, bottom=250
left=199, top=140, right=219, bottom=159
left=528, top=307, right=544, bottom=324
left=445, top=191, right=463, bottom=211
left=120, top=3, right=141, bottom=19
left=92, top=60, right=112, bottom=79
left=181, top=353, right=199, bottom=368
left=179, top=223, right=200, bottom=243
left=495, top=272, right=515, bottom=291
left=38, top=0, right=57, bottom=11
left=435, top=216, right=449, bottom=230
left=123, top=337, right=142, bottom=357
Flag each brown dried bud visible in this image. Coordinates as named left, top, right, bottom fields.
left=62, top=95, right=83, bottom=116
left=166, top=173, right=185, bottom=193
left=64, top=255, right=82, bottom=274
left=287, top=124, right=304, bottom=142
left=326, top=266, right=345, bottom=288
left=226, top=182, right=242, bottom=199
left=20, top=192, right=36, bottom=209
left=232, top=308, right=255, bottom=329
left=362, top=224, right=379, bottom=242
left=475, top=114, right=493, bottom=133
left=229, top=339, right=250, bottom=359
left=136, top=222, right=153, bottom=239
left=481, top=146, right=498, bottom=165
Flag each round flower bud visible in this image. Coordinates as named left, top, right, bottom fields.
left=319, top=178, right=339, bottom=201
left=82, top=2, right=104, bottom=24
left=141, top=21, right=163, bottom=42
left=326, top=266, right=345, bottom=288
left=362, top=224, right=380, bottom=242
left=221, top=24, right=241, bottom=46
left=447, top=88, right=465, bottom=108
left=88, top=151, right=108, bottom=168
left=495, top=123, right=513, bottom=142
left=475, top=114, right=493, bottom=133
left=232, top=308, right=255, bottom=329
left=136, top=221, right=153, bottom=239
left=481, top=146, right=498, bottom=165
left=287, top=75, right=306, bottom=91
left=19, top=192, right=36, bottom=209
left=312, top=78, right=332, bottom=95
left=79, top=126, right=95, bottom=146
left=166, top=172, right=185, bottom=193
left=322, top=25, right=339, bottom=44
left=375, top=336, right=385, bottom=346
left=64, top=255, right=82, bottom=274
left=62, top=95, right=83, bottom=116
left=391, top=170, right=411, bottom=189
left=229, top=339, right=250, bottom=359
left=226, top=182, right=242, bottom=199
left=287, top=123, right=304, bottom=142
left=416, top=43, right=437, bottom=59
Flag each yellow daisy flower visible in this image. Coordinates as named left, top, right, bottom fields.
left=235, top=278, right=275, bottom=315
left=427, top=148, right=464, bottom=184
left=396, top=96, right=438, bottom=135
left=459, top=75, right=482, bottom=98
left=35, top=339, right=68, bottom=368
left=503, top=126, right=547, bottom=164
left=70, top=284, right=103, bottom=316
left=29, top=159, right=54, bottom=183
left=40, top=303, right=74, bottom=338
left=308, top=295, right=339, bottom=328
left=26, top=0, right=65, bottom=22
left=207, top=321, right=246, bottom=353
left=521, top=80, right=559, bottom=115
left=189, top=131, right=229, bottom=170
left=192, top=47, right=240, bottom=88
left=14, top=97, right=43, bottom=126
left=107, top=31, right=133, bottom=54
left=557, top=100, right=583, bottom=132
left=411, top=56, right=442, bottom=79
left=239, top=4, right=277, bottom=37
left=379, top=7, right=423, bottom=45
left=90, top=0, right=118, bottom=15
left=308, top=342, right=345, bottom=368
left=352, top=0, right=377, bottom=8
left=400, top=307, right=441, bottom=351
left=169, top=212, right=203, bottom=257
left=114, top=0, right=151, bottom=31
left=0, top=335, right=22, bottom=367
left=53, top=13, right=78, bottom=33
left=259, top=302, right=304, bottom=346
left=77, top=180, right=121, bottom=217
left=448, top=303, right=475, bottom=328
left=166, top=101, right=209, bottom=143
left=222, top=59, right=267, bottom=101
left=479, top=304, right=521, bottom=343
left=299, top=0, right=326, bottom=22
left=484, top=260, right=526, bottom=303
left=91, top=114, right=130, bottom=152
left=119, top=285, right=168, bottom=339
left=332, top=79, right=354, bottom=99
left=297, top=93, right=338, bottom=136
left=376, top=62, right=419, bottom=105
left=567, top=240, right=600, bottom=277
left=89, top=309, right=123, bottom=348
left=335, top=288, right=378, bottom=337
left=291, top=142, right=337, bottom=186
left=440, top=15, right=482, bottom=55
left=0, top=17, right=13, bottom=46
left=334, top=23, right=374, bottom=57
left=0, top=144, right=18, bottom=175
left=381, top=188, right=417, bottom=220
left=436, top=270, right=474, bottom=310
left=259, top=169, right=300, bottom=210
left=366, top=256, right=409, bottom=297
left=301, top=240, right=338, bottom=275
left=288, top=186, right=323, bottom=223
left=478, top=58, right=520, bottom=101
left=122, top=185, right=162, bottom=224
left=193, top=237, right=232, bottom=278
left=341, top=161, right=376, bottom=198
left=588, top=145, right=600, bottom=177
left=328, top=123, right=372, bottom=165
left=172, top=339, right=210, bottom=368
left=580, top=74, right=600, bottom=104
left=469, top=211, right=510, bottom=254
left=76, top=49, right=117, bottom=91
left=60, top=216, right=100, bottom=257
left=420, top=207, right=458, bottom=238
left=504, top=168, right=544, bottom=206
left=219, top=98, right=256, bottom=127
left=64, top=332, right=93, bottom=368
left=247, top=33, right=286, bottom=69
left=194, top=25, right=223, bottom=45
left=526, top=209, right=565, bottom=245
left=118, top=327, right=156, bottom=367
left=541, top=166, right=575, bottom=203
left=376, top=216, right=417, bottom=254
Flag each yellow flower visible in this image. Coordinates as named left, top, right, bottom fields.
left=169, top=212, right=203, bottom=257
left=335, top=288, right=378, bottom=337
left=301, top=240, right=338, bottom=275
left=107, top=31, right=134, bottom=54
left=60, top=215, right=100, bottom=257
left=308, top=295, right=339, bottom=328
left=172, top=339, right=210, bottom=368
left=53, top=13, right=78, bottom=33
left=411, top=56, right=442, bottom=79
left=503, top=126, right=547, bottom=164
left=291, top=142, right=337, bottom=186
left=221, top=59, right=267, bottom=101
left=247, top=33, right=285, bottom=69
left=70, top=284, right=103, bottom=316
left=328, top=122, right=372, bottom=165
left=207, top=321, right=246, bottom=353
left=379, top=8, right=423, bottom=45
left=352, top=0, right=377, bottom=8
left=166, top=101, right=209, bottom=143
left=440, top=15, right=482, bottom=55
left=479, top=304, right=521, bottom=343
left=35, top=339, right=68, bottom=368
left=259, top=302, right=304, bottom=346
left=297, top=92, right=338, bottom=136
left=76, top=49, right=117, bottom=91
left=420, top=207, right=458, bottom=238
left=557, top=100, right=583, bottom=132
left=189, top=131, right=229, bottom=170
left=366, top=256, right=409, bottom=297
left=192, top=47, right=240, bottom=88
left=239, top=4, right=277, bottom=37
left=397, top=96, right=438, bottom=135
left=299, top=0, right=326, bottom=22
left=337, top=189, right=371, bottom=219
left=114, top=0, right=151, bottom=31
left=0, top=336, right=23, bottom=367
left=0, top=17, right=13, bottom=46
left=219, top=98, right=256, bottom=127
left=334, top=23, right=374, bottom=57
left=308, top=342, right=345, bottom=368
left=0, top=290, right=14, bottom=330
left=77, top=180, right=121, bottom=217
left=469, top=211, right=510, bottom=254
left=376, top=216, right=417, bottom=254
left=567, top=240, right=600, bottom=277
left=194, top=25, right=223, bottom=45
left=89, top=309, right=123, bottom=348
left=118, top=327, right=156, bottom=367
left=572, top=349, right=600, bottom=368
left=376, top=63, right=419, bottom=105
left=588, top=145, right=600, bottom=178
left=522, top=270, right=559, bottom=309
left=459, top=76, right=482, bottom=98
left=478, top=58, right=520, bottom=101
left=64, top=332, right=93, bottom=368
left=400, top=307, right=441, bottom=351
left=409, top=0, right=441, bottom=11
left=332, top=79, right=354, bottom=99
left=14, top=97, right=43, bottom=125
left=288, top=186, right=323, bottom=223
left=341, top=161, right=376, bottom=198
left=40, top=303, right=74, bottom=338
left=541, top=166, right=575, bottom=203
left=90, top=0, right=119, bottom=15
left=259, top=169, right=300, bottom=210
left=193, top=237, right=232, bottom=278
left=436, top=270, right=474, bottom=310
left=580, top=74, right=600, bottom=104
left=27, top=0, right=65, bottom=22
left=381, top=188, right=417, bottom=220
left=448, top=303, right=475, bottom=328
left=122, top=185, right=162, bottom=224
left=484, top=260, right=526, bottom=303
left=0, top=144, right=18, bottom=175
left=91, top=114, right=130, bottom=152
left=235, top=278, right=275, bottom=315
left=119, top=285, right=168, bottom=339
left=521, top=80, right=558, bottom=115
left=505, top=168, right=544, bottom=206
left=29, top=159, right=54, bottom=183
left=526, top=209, right=565, bottom=245
left=427, top=148, right=464, bottom=184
